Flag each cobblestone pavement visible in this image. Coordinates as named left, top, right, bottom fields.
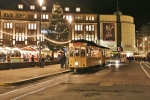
left=0, top=64, right=70, bottom=85
left=66, top=62, right=150, bottom=86
left=9, top=62, right=150, bottom=100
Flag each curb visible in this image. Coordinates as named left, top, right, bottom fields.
left=0, top=70, right=71, bottom=86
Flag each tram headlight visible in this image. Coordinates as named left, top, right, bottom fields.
left=75, top=61, right=79, bottom=66
left=116, top=60, right=119, bottom=64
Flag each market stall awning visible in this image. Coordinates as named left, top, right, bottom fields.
left=20, top=46, right=38, bottom=51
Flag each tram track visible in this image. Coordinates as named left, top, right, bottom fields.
left=140, top=62, right=150, bottom=78
left=0, top=73, right=70, bottom=100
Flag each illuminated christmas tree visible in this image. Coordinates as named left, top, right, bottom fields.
left=45, top=3, right=70, bottom=51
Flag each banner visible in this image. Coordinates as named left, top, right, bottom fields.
left=103, top=23, right=115, bottom=41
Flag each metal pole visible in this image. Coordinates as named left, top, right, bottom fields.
left=39, top=5, right=42, bottom=58
left=137, top=39, right=138, bottom=53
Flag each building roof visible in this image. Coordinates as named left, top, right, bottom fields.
left=113, top=1, right=123, bottom=15
left=114, top=9, right=123, bottom=15
left=1, top=0, right=97, bottom=14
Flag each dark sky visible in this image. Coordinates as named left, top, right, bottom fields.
left=0, top=0, right=150, bottom=30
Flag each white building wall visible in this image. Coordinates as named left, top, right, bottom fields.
left=99, top=14, right=137, bottom=53
left=120, top=15, right=133, bottom=23
left=121, top=23, right=136, bottom=51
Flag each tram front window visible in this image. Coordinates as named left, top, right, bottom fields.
left=75, top=47, right=80, bottom=57
left=81, top=49, right=85, bottom=57
left=110, top=54, right=119, bottom=60
left=70, top=47, right=73, bottom=57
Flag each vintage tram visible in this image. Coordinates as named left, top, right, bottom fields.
left=109, top=51, right=126, bottom=63
left=66, top=40, right=110, bottom=71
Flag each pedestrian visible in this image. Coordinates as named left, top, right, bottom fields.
left=6, top=53, right=11, bottom=69
left=41, top=55, right=45, bottom=68
left=31, top=55, right=35, bottom=67
left=59, top=53, right=66, bottom=68
left=38, top=56, right=42, bottom=67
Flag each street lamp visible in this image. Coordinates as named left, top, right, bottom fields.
left=39, top=0, right=43, bottom=58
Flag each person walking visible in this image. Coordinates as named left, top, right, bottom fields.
left=41, top=56, right=45, bottom=68
left=31, top=55, right=35, bottom=67
left=59, top=53, right=66, bottom=68
left=6, top=53, right=11, bottom=69
left=38, top=55, right=41, bottom=67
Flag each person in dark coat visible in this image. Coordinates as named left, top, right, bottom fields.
left=59, top=53, right=66, bottom=68
left=41, top=56, right=45, bottom=68
left=31, top=55, right=35, bottom=67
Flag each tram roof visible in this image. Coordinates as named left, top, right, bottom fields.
left=71, top=40, right=110, bottom=49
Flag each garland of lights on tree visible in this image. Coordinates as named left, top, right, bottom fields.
left=45, top=3, right=70, bottom=51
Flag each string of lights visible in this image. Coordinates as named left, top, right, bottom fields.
left=1, top=31, right=70, bottom=44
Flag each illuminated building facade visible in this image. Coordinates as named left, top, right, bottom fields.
left=99, top=5, right=137, bottom=55
left=0, top=0, right=98, bottom=47
left=0, top=0, right=137, bottom=55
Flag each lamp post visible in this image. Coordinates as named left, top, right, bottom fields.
left=68, top=16, right=72, bottom=41
left=137, top=39, right=139, bottom=53
left=39, top=0, right=43, bottom=58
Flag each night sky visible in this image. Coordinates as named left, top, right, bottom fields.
left=0, top=0, right=150, bottom=30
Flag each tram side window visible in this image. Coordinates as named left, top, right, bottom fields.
left=75, top=47, right=80, bottom=57
left=111, top=54, right=119, bottom=60
left=87, top=48, right=91, bottom=57
left=81, top=49, right=85, bottom=57
left=91, top=49, right=100, bottom=57
left=70, top=47, right=73, bottom=57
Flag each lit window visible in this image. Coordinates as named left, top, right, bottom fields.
left=76, top=7, right=80, bottom=12
left=4, top=23, right=12, bottom=29
left=43, top=15, right=45, bottom=19
left=65, top=7, right=69, bottom=11
left=18, top=4, right=23, bottom=9
left=42, top=14, right=49, bottom=19
left=92, top=16, right=94, bottom=20
left=46, top=15, right=49, bottom=19
left=34, top=14, right=37, bottom=19
left=42, top=6, right=46, bottom=10
left=28, top=23, right=36, bottom=29
left=16, top=33, right=25, bottom=41
left=75, top=25, right=83, bottom=31
left=86, top=16, right=95, bottom=21
left=86, top=16, right=88, bottom=20
left=66, top=15, right=69, bottom=20
left=30, top=5, right=35, bottom=10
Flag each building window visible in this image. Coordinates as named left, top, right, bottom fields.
left=65, top=7, right=69, bottom=11
left=86, top=16, right=95, bottom=21
left=30, top=5, right=35, bottom=10
left=28, top=14, right=33, bottom=18
left=76, top=7, right=80, bottom=12
left=63, top=15, right=72, bottom=20
left=16, top=33, right=25, bottom=41
left=34, top=14, right=37, bottom=19
left=28, top=14, right=37, bottom=19
left=18, top=4, right=23, bottom=9
left=16, top=23, right=25, bottom=29
left=4, top=13, right=13, bottom=17
left=42, top=14, right=49, bottom=19
left=86, top=25, right=94, bottom=31
left=75, top=25, right=83, bottom=31
left=42, top=6, right=46, bottom=10
left=75, top=16, right=83, bottom=21
left=4, top=23, right=13, bottom=29
left=16, top=13, right=25, bottom=18
left=28, top=23, right=37, bottom=30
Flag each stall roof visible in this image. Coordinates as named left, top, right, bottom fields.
left=20, top=46, right=38, bottom=51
